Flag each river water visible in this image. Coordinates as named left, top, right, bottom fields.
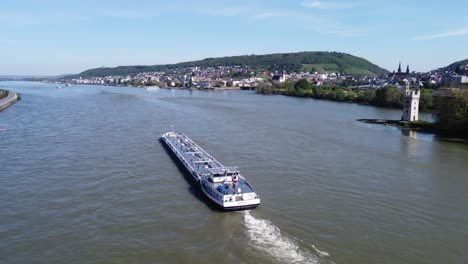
left=1, top=81, right=467, bottom=264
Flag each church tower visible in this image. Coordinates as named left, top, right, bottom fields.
left=406, top=64, right=410, bottom=75
left=402, top=81, right=420, bottom=121
left=397, top=61, right=402, bottom=75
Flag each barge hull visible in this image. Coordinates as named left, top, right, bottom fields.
left=160, top=132, right=260, bottom=211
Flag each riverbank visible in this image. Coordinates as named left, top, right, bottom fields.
left=45, top=81, right=242, bottom=91
left=0, top=89, right=18, bottom=111
left=257, top=84, right=434, bottom=112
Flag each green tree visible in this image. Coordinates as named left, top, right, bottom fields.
left=256, top=83, right=273, bottom=94
left=433, top=90, right=468, bottom=139
left=373, top=86, right=403, bottom=108
left=333, top=89, right=346, bottom=101
left=294, top=79, right=312, bottom=92
left=419, top=89, right=433, bottom=111
left=355, top=89, right=376, bottom=104
left=313, top=86, right=326, bottom=98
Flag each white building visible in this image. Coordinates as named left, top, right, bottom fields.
left=272, top=70, right=286, bottom=83
left=442, top=75, right=468, bottom=85
left=318, top=73, right=328, bottom=80
left=402, top=82, right=420, bottom=121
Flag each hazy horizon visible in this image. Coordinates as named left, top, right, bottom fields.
left=1, top=0, right=467, bottom=75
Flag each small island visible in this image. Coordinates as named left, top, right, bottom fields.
left=359, top=82, right=435, bottom=133
left=356, top=82, right=467, bottom=140
left=257, top=76, right=466, bottom=140
left=357, top=119, right=435, bottom=133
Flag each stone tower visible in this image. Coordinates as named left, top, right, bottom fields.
left=402, top=81, right=420, bottom=121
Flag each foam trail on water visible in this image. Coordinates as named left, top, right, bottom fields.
left=312, top=245, right=330, bottom=257
left=243, top=211, right=325, bottom=264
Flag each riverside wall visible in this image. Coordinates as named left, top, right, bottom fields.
left=0, top=90, right=18, bottom=111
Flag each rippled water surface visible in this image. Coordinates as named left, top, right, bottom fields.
left=1, top=81, right=467, bottom=264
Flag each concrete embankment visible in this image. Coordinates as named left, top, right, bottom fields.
left=0, top=90, right=18, bottom=111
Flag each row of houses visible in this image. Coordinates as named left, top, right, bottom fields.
left=64, top=63, right=468, bottom=89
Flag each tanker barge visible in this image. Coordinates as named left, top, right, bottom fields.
left=161, top=131, right=260, bottom=211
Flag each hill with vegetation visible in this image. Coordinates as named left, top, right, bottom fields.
left=437, top=58, right=468, bottom=74
left=76, top=52, right=389, bottom=78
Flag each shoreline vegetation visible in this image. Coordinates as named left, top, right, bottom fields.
left=256, top=80, right=435, bottom=111
left=257, top=79, right=468, bottom=140
left=44, top=81, right=242, bottom=91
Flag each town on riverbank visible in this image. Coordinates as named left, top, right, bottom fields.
left=16, top=51, right=468, bottom=141
left=40, top=51, right=466, bottom=91
left=49, top=60, right=468, bottom=91
left=46, top=57, right=466, bottom=140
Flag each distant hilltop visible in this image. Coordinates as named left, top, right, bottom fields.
left=437, top=58, right=468, bottom=75
left=77, top=51, right=390, bottom=78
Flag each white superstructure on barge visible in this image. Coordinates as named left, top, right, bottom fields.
left=161, top=131, right=260, bottom=211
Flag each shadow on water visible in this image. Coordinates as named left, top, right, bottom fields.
left=158, top=138, right=222, bottom=212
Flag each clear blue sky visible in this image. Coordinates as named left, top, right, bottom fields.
left=1, top=0, right=467, bottom=75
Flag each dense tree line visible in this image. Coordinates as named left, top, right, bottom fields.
left=257, top=79, right=434, bottom=110
left=433, top=90, right=468, bottom=139
left=76, top=52, right=389, bottom=78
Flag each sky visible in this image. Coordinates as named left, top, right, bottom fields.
left=1, top=0, right=467, bottom=75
